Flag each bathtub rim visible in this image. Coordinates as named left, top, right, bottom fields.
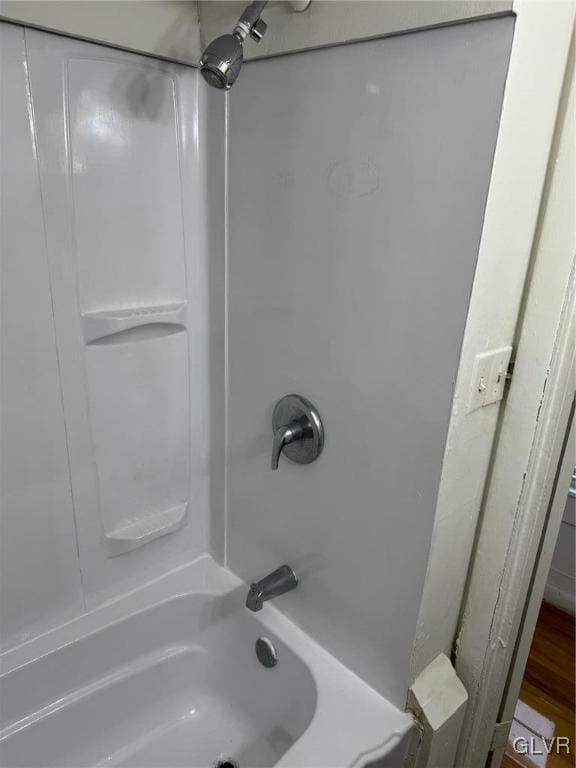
left=0, top=554, right=414, bottom=768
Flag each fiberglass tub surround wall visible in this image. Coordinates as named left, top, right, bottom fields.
left=0, top=24, right=219, bottom=647
left=0, top=24, right=84, bottom=645
left=24, top=29, right=212, bottom=606
left=227, top=17, right=514, bottom=707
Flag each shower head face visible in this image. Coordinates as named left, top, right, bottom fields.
left=200, top=34, right=244, bottom=90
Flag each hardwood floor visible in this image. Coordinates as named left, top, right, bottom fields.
left=502, top=602, right=575, bottom=768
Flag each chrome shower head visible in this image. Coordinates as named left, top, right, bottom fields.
left=200, top=33, right=244, bottom=91
left=199, top=1, right=269, bottom=90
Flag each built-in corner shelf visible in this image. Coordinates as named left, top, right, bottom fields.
left=82, top=302, right=187, bottom=344
left=105, top=502, right=188, bottom=557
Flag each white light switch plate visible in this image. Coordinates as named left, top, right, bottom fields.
left=468, top=346, right=513, bottom=413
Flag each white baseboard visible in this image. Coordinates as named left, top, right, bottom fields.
left=544, top=582, right=575, bottom=615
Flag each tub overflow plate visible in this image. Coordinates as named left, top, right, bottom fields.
left=255, top=636, right=278, bottom=668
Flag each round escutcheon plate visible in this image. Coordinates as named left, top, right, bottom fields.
left=272, top=394, right=324, bottom=465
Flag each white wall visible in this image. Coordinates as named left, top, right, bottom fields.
left=0, top=23, right=218, bottom=647
left=226, top=17, right=514, bottom=707
left=0, top=1, right=512, bottom=68
left=199, top=0, right=512, bottom=61
left=0, top=2, right=202, bottom=64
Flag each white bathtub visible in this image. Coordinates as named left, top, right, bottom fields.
left=0, top=557, right=413, bottom=768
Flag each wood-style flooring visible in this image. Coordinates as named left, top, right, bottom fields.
left=501, top=601, right=575, bottom=768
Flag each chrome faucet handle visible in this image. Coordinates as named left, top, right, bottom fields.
left=271, top=422, right=304, bottom=470
left=271, top=395, right=324, bottom=471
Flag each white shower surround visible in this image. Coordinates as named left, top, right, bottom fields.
left=1, top=21, right=419, bottom=766
left=225, top=17, right=514, bottom=706
left=4, top=4, right=570, bottom=766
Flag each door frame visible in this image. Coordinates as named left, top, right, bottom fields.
left=412, top=0, right=575, bottom=681
left=489, top=410, right=575, bottom=768
left=411, top=3, right=575, bottom=765
left=453, top=14, right=575, bottom=764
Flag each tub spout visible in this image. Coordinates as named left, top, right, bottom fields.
left=246, top=565, right=298, bottom=612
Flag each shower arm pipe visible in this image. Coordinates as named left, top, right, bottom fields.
left=198, top=0, right=311, bottom=91
left=234, top=1, right=269, bottom=41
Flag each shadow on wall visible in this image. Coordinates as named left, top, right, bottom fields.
left=110, top=66, right=172, bottom=122
left=109, top=5, right=201, bottom=121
